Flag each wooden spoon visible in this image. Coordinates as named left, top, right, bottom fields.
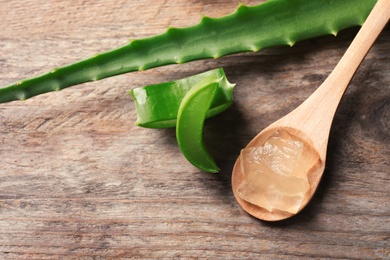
left=232, top=0, right=390, bottom=221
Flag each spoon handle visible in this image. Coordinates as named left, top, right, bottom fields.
left=325, top=0, right=390, bottom=90
left=282, top=0, right=390, bottom=156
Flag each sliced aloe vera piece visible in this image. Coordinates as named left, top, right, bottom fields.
left=130, top=68, right=234, bottom=128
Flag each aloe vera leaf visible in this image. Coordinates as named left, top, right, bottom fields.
left=130, top=68, right=234, bottom=128
left=176, top=76, right=221, bottom=173
left=0, top=0, right=376, bottom=103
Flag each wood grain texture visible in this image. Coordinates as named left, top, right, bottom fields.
left=0, top=0, right=389, bottom=259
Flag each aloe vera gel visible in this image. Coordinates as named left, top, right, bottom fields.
left=237, top=130, right=320, bottom=214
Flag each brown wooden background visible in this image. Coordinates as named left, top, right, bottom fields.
left=0, top=0, right=389, bottom=259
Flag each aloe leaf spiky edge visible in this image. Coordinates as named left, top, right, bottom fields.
left=0, top=0, right=376, bottom=103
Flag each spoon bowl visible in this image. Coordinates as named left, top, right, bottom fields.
left=232, top=0, right=390, bottom=221
left=232, top=126, right=325, bottom=221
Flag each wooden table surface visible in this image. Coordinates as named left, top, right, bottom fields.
left=0, top=0, right=389, bottom=259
